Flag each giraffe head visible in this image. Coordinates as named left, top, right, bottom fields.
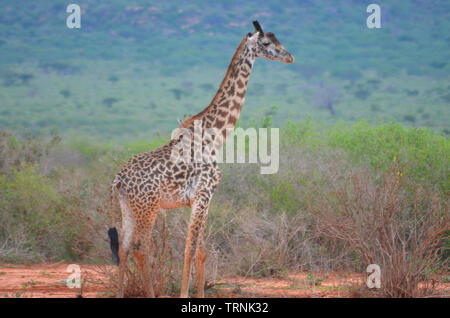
left=247, top=21, right=294, bottom=64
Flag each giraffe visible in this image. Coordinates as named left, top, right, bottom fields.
left=108, top=21, right=294, bottom=298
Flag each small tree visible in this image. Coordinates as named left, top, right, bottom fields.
left=315, top=82, right=339, bottom=116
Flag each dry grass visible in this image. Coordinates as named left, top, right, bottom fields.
left=310, top=162, right=449, bottom=297
left=70, top=207, right=174, bottom=297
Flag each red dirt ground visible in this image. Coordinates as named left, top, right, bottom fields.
left=0, top=263, right=448, bottom=298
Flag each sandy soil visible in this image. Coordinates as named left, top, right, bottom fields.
left=0, top=263, right=447, bottom=298
left=0, top=263, right=111, bottom=298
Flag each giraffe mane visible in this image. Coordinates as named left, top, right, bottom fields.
left=177, top=35, right=248, bottom=131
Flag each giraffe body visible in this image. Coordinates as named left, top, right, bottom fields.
left=109, top=21, right=294, bottom=298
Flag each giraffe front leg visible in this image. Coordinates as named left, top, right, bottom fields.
left=180, top=166, right=220, bottom=298
left=195, top=221, right=207, bottom=298
left=180, top=216, right=196, bottom=298
left=180, top=193, right=211, bottom=298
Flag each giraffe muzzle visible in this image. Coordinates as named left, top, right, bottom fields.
left=284, top=53, right=295, bottom=64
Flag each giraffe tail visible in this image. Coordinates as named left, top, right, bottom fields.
left=108, top=181, right=120, bottom=266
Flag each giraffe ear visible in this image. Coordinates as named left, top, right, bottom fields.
left=247, top=32, right=258, bottom=44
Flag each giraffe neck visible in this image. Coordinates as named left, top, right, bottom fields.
left=179, top=35, right=255, bottom=146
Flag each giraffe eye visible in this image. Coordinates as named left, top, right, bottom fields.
left=263, top=41, right=270, bottom=46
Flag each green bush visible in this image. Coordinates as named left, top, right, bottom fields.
left=325, top=120, right=449, bottom=191
left=0, top=164, right=78, bottom=261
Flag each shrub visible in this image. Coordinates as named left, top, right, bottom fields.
left=0, top=132, right=61, bottom=175
left=59, top=89, right=71, bottom=98
left=311, top=162, right=449, bottom=297
left=325, top=120, right=449, bottom=191
left=354, top=88, right=371, bottom=100
left=0, top=164, right=78, bottom=261
left=102, top=97, right=120, bottom=108
left=403, top=114, right=416, bottom=123
left=70, top=207, right=174, bottom=297
left=108, top=75, right=119, bottom=83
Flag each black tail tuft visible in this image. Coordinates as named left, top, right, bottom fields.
left=108, top=227, right=120, bottom=265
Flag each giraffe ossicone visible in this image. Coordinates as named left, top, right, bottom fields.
left=108, top=20, right=294, bottom=298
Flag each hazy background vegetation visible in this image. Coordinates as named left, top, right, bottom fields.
left=0, top=1, right=448, bottom=297
left=0, top=0, right=449, bottom=139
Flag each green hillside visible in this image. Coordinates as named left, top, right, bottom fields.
left=0, top=0, right=449, bottom=140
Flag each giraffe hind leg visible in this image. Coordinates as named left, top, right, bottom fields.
left=133, top=248, right=155, bottom=298
left=116, top=193, right=135, bottom=298
left=132, top=205, right=159, bottom=298
left=117, top=243, right=130, bottom=297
